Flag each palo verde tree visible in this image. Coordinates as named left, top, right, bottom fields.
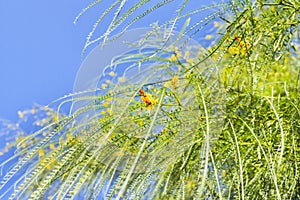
left=0, top=0, right=299, bottom=199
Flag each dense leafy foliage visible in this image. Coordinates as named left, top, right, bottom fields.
left=0, top=0, right=299, bottom=199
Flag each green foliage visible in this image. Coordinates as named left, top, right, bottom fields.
left=0, top=0, right=300, bottom=199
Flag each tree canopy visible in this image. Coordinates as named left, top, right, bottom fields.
left=0, top=0, right=299, bottom=199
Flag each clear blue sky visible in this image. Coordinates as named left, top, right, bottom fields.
left=0, top=1, right=219, bottom=122
left=0, top=1, right=99, bottom=121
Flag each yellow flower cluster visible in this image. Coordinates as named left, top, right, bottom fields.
left=164, top=76, right=179, bottom=91
left=139, top=89, right=157, bottom=110
left=228, top=36, right=251, bottom=56
left=38, top=149, right=45, bottom=157
left=205, top=35, right=212, bottom=40
left=18, top=111, right=24, bottom=119
left=118, top=77, right=126, bottom=83
left=100, top=108, right=111, bottom=115
left=169, top=45, right=182, bottom=62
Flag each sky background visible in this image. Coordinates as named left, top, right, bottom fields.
left=0, top=1, right=218, bottom=123
left=0, top=1, right=99, bottom=122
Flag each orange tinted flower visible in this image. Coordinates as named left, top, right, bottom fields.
left=139, top=89, right=157, bottom=109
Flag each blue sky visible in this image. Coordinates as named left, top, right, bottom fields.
left=0, top=1, right=219, bottom=122
left=0, top=1, right=105, bottom=121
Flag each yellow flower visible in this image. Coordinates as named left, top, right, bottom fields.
left=228, top=46, right=239, bottom=55
left=139, top=90, right=157, bottom=109
left=176, top=52, right=181, bottom=58
left=169, top=52, right=181, bottom=62
left=169, top=45, right=178, bottom=52
left=66, top=133, right=73, bottom=140
left=105, top=79, right=111, bottom=84
left=106, top=108, right=112, bottom=115
left=205, top=35, right=212, bottom=40
left=118, top=77, right=126, bottom=83
left=241, top=47, right=247, bottom=55
left=21, top=142, right=26, bottom=148
left=108, top=71, right=115, bottom=77
left=222, top=170, right=226, bottom=177
left=108, top=90, right=114, bottom=95
left=101, top=83, right=107, bottom=89
left=239, top=41, right=245, bottom=48
left=103, top=101, right=110, bottom=107
left=59, top=138, right=65, bottom=146
left=138, top=120, right=143, bottom=126
left=100, top=108, right=111, bottom=115
left=38, top=149, right=45, bottom=157
left=270, top=6, right=275, bottom=12
left=53, top=115, right=58, bottom=122
left=18, top=111, right=24, bottom=119
left=172, top=76, right=179, bottom=84
left=186, top=180, right=196, bottom=190
left=170, top=54, right=177, bottom=62
left=100, top=110, right=106, bottom=115
left=49, top=143, right=55, bottom=150
left=164, top=76, right=179, bottom=90
left=214, top=21, right=219, bottom=27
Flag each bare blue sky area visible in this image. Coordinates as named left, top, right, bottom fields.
left=0, top=1, right=97, bottom=121
left=0, top=1, right=219, bottom=122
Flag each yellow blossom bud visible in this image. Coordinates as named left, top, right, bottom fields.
left=66, top=133, right=72, bottom=140
left=101, top=84, right=107, bottom=89
left=118, top=77, right=126, bottom=83
left=49, top=144, right=55, bottom=150
left=18, top=111, right=24, bottom=119
left=170, top=54, right=177, bottom=62
left=38, top=149, right=45, bottom=157
left=228, top=46, right=239, bottom=55
left=109, top=71, right=115, bottom=77
left=205, top=35, right=212, bottom=40
left=53, top=115, right=58, bottom=122
left=103, top=101, right=110, bottom=107
left=222, top=170, right=226, bottom=177
left=100, top=110, right=106, bottom=115
left=241, top=48, right=247, bottom=55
